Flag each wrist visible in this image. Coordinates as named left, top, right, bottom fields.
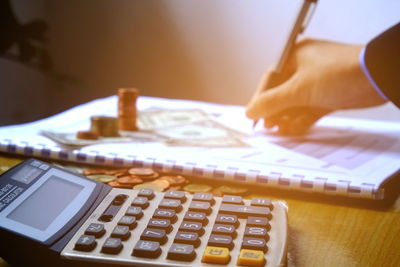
left=359, top=47, right=389, bottom=101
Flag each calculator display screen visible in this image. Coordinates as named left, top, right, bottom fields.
left=0, top=166, right=97, bottom=243
left=7, top=176, right=84, bottom=231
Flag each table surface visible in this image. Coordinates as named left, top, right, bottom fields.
left=0, top=156, right=399, bottom=267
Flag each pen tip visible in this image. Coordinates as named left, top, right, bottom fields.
left=252, top=119, right=259, bottom=129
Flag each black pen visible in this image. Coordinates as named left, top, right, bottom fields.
left=252, top=0, right=318, bottom=128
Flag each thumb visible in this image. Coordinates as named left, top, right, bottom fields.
left=246, top=73, right=301, bottom=119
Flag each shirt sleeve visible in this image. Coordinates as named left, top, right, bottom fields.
left=360, top=22, right=400, bottom=108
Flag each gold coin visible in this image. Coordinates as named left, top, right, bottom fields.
left=183, top=184, right=213, bottom=193
left=118, top=88, right=139, bottom=131
left=90, top=116, right=119, bottom=137
left=107, top=169, right=129, bottom=177
left=133, top=183, right=164, bottom=192
left=76, top=130, right=99, bottom=140
left=169, top=185, right=183, bottom=191
left=117, top=176, right=143, bottom=185
left=151, top=179, right=170, bottom=190
left=159, top=175, right=187, bottom=186
left=83, top=168, right=109, bottom=176
left=216, top=185, right=249, bottom=195
left=211, top=189, right=223, bottom=197
left=108, top=181, right=133, bottom=189
left=87, top=174, right=116, bottom=183
left=138, top=173, right=159, bottom=180
left=128, top=168, right=155, bottom=176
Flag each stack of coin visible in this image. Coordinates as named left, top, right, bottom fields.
left=90, top=116, right=119, bottom=137
left=82, top=166, right=190, bottom=192
left=118, top=88, right=139, bottom=131
left=76, top=130, right=99, bottom=140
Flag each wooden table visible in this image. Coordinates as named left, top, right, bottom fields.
left=284, top=196, right=400, bottom=267
left=1, top=157, right=399, bottom=267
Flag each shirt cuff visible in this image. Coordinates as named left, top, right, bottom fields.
left=359, top=47, right=388, bottom=101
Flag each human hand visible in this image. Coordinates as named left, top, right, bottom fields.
left=246, top=39, right=388, bottom=135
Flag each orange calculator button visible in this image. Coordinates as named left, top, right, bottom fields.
left=202, top=246, right=230, bottom=264
left=237, top=249, right=265, bottom=266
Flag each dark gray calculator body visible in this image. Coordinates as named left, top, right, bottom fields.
left=0, top=159, right=110, bottom=266
left=0, top=159, right=288, bottom=267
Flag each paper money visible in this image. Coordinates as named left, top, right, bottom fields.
left=41, top=130, right=162, bottom=147
left=138, top=109, right=210, bottom=130
left=157, top=120, right=248, bottom=147
left=42, top=109, right=248, bottom=148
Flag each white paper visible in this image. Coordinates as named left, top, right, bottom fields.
left=1, top=96, right=399, bottom=193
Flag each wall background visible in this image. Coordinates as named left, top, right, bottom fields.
left=1, top=0, right=399, bottom=125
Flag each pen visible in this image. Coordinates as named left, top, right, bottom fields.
left=252, top=0, right=318, bottom=128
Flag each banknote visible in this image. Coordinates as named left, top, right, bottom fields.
left=156, top=120, right=248, bottom=147
left=138, top=109, right=210, bottom=130
left=167, top=137, right=248, bottom=147
left=41, top=130, right=163, bottom=147
left=42, top=109, right=247, bottom=148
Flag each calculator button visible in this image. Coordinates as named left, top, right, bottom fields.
left=174, top=231, right=200, bottom=247
left=167, top=243, right=196, bottom=261
left=111, top=225, right=131, bottom=240
left=179, top=221, right=205, bottom=236
left=237, top=249, right=265, bottom=267
left=159, top=199, right=182, bottom=212
left=244, top=226, right=269, bottom=240
left=251, top=197, right=273, bottom=210
left=202, top=246, right=230, bottom=265
left=192, top=193, right=215, bottom=205
left=131, top=197, right=149, bottom=209
left=247, top=216, right=270, bottom=231
left=125, top=206, right=143, bottom=219
left=138, top=188, right=155, bottom=200
left=132, top=240, right=161, bottom=258
left=118, top=216, right=137, bottom=229
left=113, top=194, right=128, bottom=206
left=147, top=218, right=173, bottom=233
left=101, top=237, right=123, bottom=254
left=212, top=224, right=237, bottom=238
left=215, top=214, right=239, bottom=228
left=164, top=190, right=187, bottom=203
left=208, top=234, right=234, bottom=250
left=74, top=235, right=97, bottom=252
left=241, top=237, right=268, bottom=253
left=99, top=214, right=113, bottom=222
left=184, top=211, right=208, bottom=225
left=188, top=201, right=211, bottom=215
left=153, top=208, right=177, bottom=223
left=115, top=194, right=128, bottom=201
left=219, top=204, right=271, bottom=218
left=222, top=195, right=243, bottom=204
left=141, top=228, right=168, bottom=245
left=84, top=223, right=105, bottom=238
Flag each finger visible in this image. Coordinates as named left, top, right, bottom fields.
left=248, top=60, right=297, bottom=99
left=261, top=106, right=331, bottom=135
left=288, top=114, right=315, bottom=134
left=279, top=114, right=316, bottom=135
left=273, top=107, right=331, bottom=135
left=248, top=69, right=276, bottom=105
left=276, top=115, right=292, bottom=135
left=246, top=73, right=300, bottom=119
left=263, top=113, right=282, bottom=129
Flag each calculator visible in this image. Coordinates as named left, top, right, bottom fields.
left=0, top=159, right=288, bottom=267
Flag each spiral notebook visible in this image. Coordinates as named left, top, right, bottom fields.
left=1, top=96, right=399, bottom=199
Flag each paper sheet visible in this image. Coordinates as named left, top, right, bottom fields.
left=0, top=96, right=399, bottom=191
